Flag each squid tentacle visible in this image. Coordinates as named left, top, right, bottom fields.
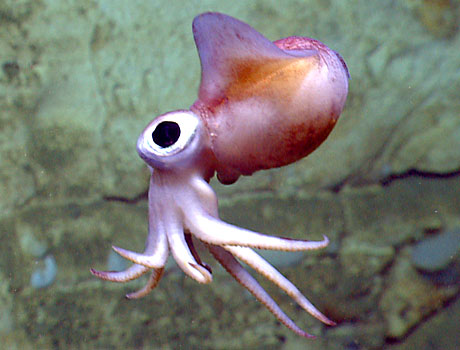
left=186, top=210, right=329, bottom=251
left=167, top=218, right=213, bottom=284
left=125, top=268, right=165, bottom=299
left=224, top=245, right=335, bottom=325
left=111, top=245, right=168, bottom=269
left=208, top=244, right=316, bottom=338
left=90, top=263, right=150, bottom=283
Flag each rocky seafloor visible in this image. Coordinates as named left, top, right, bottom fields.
left=1, top=0, right=459, bottom=349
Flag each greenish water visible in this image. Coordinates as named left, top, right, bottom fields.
left=1, top=0, right=459, bottom=349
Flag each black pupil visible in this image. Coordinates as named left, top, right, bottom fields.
left=152, top=121, right=181, bottom=148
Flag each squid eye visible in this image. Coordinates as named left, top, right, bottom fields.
left=137, top=110, right=205, bottom=170
left=152, top=121, right=181, bottom=148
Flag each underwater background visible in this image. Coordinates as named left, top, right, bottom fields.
left=1, top=0, right=459, bottom=349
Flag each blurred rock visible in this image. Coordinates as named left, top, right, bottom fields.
left=380, top=249, right=458, bottom=339
left=387, top=295, right=460, bottom=350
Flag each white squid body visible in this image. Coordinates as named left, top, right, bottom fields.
left=191, top=13, right=349, bottom=183
left=92, top=12, right=349, bottom=339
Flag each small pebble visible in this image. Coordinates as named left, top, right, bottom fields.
left=30, top=255, right=57, bottom=289
left=411, top=228, right=460, bottom=272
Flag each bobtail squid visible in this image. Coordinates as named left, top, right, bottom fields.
left=92, top=12, right=349, bottom=338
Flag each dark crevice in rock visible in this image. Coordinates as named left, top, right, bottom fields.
left=380, top=168, right=460, bottom=186
left=385, top=291, right=460, bottom=346
left=103, top=167, right=460, bottom=205
left=329, top=167, right=460, bottom=193
left=103, top=190, right=148, bottom=204
left=329, top=178, right=347, bottom=193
